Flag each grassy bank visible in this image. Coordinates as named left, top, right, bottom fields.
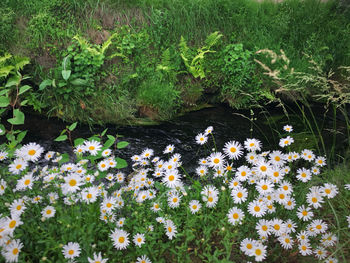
left=0, top=0, right=349, bottom=125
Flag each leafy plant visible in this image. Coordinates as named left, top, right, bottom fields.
left=179, top=31, right=222, bottom=79
left=0, top=53, right=32, bottom=127
left=219, top=43, right=264, bottom=109
left=137, top=78, right=181, bottom=120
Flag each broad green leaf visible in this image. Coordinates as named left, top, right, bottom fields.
left=101, top=128, right=108, bottom=136
left=16, top=131, right=27, bottom=142
left=0, top=66, right=14, bottom=78
left=0, top=124, right=5, bottom=135
left=58, top=153, right=69, bottom=165
left=0, top=89, right=9, bottom=96
left=68, top=122, right=77, bottom=131
left=19, top=85, right=31, bottom=95
left=0, top=96, right=9, bottom=107
left=62, top=70, right=71, bottom=81
left=55, top=135, right=67, bottom=141
left=20, top=100, right=28, bottom=106
left=74, top=138, right=85, bottom=146
left=70, top=78, right=88, bottom=86
left=39, top=79, right=52, bottom=90
left=117, top=141, right=129, bottom=149
left=7, top=109, right=24, bottom=125
left=104, top=138, right=115, bottom=148
left=107, top=135, right=115, bottom=141
left=5, top=75, right=20, bottom=87
left=115, top=157, right=127, bottom=169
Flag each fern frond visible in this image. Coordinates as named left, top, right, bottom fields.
left=204, top=31, right=223, bottom=49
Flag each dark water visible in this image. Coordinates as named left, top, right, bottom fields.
left=11, top=103, right=349, bottom=172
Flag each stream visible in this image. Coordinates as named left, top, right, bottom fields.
left=11, top=103, right=349, bottom=173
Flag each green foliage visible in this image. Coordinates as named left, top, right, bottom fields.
left=0, top=53, right=32, bottom=127
left=0, top=7, right=16, bottom=50
left=27, top=12, right=75, bottom=49
left=219, top=43, right=264, bottom=109
left=179, top=31, right=222, bottom=79
left=137, top=78, right=181, bottom=119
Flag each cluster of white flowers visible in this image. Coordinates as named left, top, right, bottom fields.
left=0, top=124, right=347, bottom=262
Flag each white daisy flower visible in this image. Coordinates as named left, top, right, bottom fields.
left=164, top=220, right=177, bottom=240
left=84, top=140, right=102, bottom=156
left=110, top=228, right=130, bottom=250
left=279, top=136, right=294, bottom=148
left=235, top=165, right=251, bottom=181
left=248, top=200, right=267, bottom=217
left=283, top=125, right=293, bottom=132
left=223, top=140, right=243, bottom=160
left=299, top=242, right=313, bottom=256
left=18, top=142, right=44, bottom=162
left=195, top=133, right=208, bottom=145
left=136, top=255, right=152, bottom=263
left=62, top=242, right=81, bottom=259
left=278, top=234, right=294, bottom=249
left=231, top=186, right=248, bottom=204
left=41, top=206, right=56, bottom=218
left=189, top=200, right=201, bottom=214
left=244, top=138, right=262, bottom=152
left=9, top=158, right=28, bottom=175
left=227, top=207, right=244, bottom=225
left=88, top=252, right=108, bottom=263
left=207, top=152, right=225, bottom=168
left=164, top=144, right=175, bottom=154
left=133, top=233, right=146, bottom=247
left=3, top=239, right=23, bottom=263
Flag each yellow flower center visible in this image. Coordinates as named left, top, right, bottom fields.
left=254, top=206, right=260, bottom=212
left=262, top=185, right=268, bottom=190
left=255, top=249, right=262, bottom=256
left=24, top=179, right=30, bottom=185
left=213, top=158, right=220, bottom=164
left=118, top=237, right=125, bottom=243
left=9, top=220, right=16, bottom=228
left=237, top=192, right=243, bottom=198
left=106, top=203, right=112, bottom=208
left=246, top=244, right=252, bottom=249
left=262, top=225, right=268, bottom=231
left=46, top=210, right=52, bottom=214
left=312, top=197, right=318, bottom=203
left=12, top=248, right=19, bottom=255
left=69, top=179, right=77, bottom=187
left=28, top=149, right=36, bottom=156
left=169, top=175, right=175, bottom=181
left=89, top=146, right=95, bottom=151
left=274, top=225, right=280, bottom=230
left=208, top=196, right=213, bottom=202
left=230, top=147, right=236, bottom=153
left=260, top=166, right=267, bottom=172
left=15, top=164, right=22, bottom=170
left=192, top=205, right=197, bottom=209
left=233, top=213, right=239, bottom=219
left=275, top=156, right=280, bottom=161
